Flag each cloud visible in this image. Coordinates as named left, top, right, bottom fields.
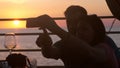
left=0, top=0, right=28, bottom=4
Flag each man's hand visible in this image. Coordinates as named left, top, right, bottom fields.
left=36, top=33, right=53, bottom=48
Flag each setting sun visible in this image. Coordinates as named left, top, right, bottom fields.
left=13, top=20, right=20, bottom=25
left=12, top=20, right=26, bottom=28
left=0, top=20, right=26, bottom=29
left=0, top=0, right=112, bottom=29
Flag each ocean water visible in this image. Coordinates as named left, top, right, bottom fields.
left=0, top=19, right=120, bottom=66
left=0, top=29, right=64, bottom=66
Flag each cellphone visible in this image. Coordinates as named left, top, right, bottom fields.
left=26, top=15, right=53, bottom=28
left=26, top=15, right=48, bottom=28
left=26, top=18, right=40, bottom=28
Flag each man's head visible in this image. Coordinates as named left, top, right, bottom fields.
left=64, top=5, right=88, bottom=35
left=64, top=5, right=87, bottom=18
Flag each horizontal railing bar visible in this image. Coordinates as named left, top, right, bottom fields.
left=0, top=49, right=41, bottom=52
left=37, top=66, right=64, bottom=68
left=0, top=17, right=65, bottom=21
left=0, top=48, right=120, bottom=52
left=106, top=31, right=120, bottom=34
left=0, top=17, right=66, bottom=21
left=99, top=16, right=115, bottom=18
left=0, top=16, right=114, bottom=21
left=0, top=33, right=54, bottom=36
left=0, top=31, right=120, bottom=36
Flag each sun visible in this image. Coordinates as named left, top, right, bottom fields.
left=13, top=20, right=20, bottom=25
left=11, top=20, right=26, bottom=28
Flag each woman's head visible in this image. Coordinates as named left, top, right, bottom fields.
left=76, top=21, right=95, bottom=44
left=88, top=15, right=106, bottom=45
left=76, top=15, right=106, bottom=45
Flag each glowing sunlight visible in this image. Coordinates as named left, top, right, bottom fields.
left=12, top=20, right=26, bottom=28
left=13, top=20, right=20, bottom=25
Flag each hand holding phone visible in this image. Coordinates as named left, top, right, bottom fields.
left=26, top=14, right=55, bottom=28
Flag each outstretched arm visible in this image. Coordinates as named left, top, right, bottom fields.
left=35, top=15, right=106, bottom=61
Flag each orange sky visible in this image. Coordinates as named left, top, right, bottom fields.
left=0, top=0, right=112, bottom=29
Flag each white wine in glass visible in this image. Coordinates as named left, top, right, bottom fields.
left=4, top=33, right=16, bottom=54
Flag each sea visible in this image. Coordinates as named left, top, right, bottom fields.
left=0, top=19, right=120, bottom=66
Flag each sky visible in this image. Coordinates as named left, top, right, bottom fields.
left=0, top=0, right=113, bottom=29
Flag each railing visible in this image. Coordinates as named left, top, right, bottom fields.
left=0, top=16, right=120, bottom=52
left=0, top=16, right=120, bottom=68
left=37, top=66, right=64, bottom=68
left=0, top=16, right=115, bottom=21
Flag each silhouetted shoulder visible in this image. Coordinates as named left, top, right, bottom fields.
left=88, top=14, right=100, bottom=21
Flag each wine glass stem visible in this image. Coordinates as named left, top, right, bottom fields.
left=9, top=49, right=12, bottom=55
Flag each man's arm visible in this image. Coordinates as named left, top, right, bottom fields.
left=36, top=15, right=107, bottom=61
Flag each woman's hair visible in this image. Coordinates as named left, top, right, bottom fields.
left=87, top=15, right=106, bottom=45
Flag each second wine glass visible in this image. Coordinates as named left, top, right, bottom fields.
left=4, top=33, right=16, bottom=54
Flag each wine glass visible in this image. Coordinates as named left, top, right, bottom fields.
left=4, top=33, right=16, bottom=54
